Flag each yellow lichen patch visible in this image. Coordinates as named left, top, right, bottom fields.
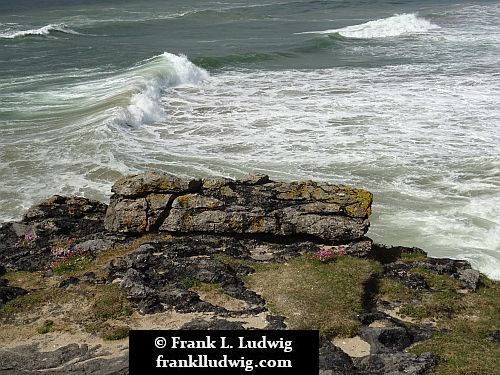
left=180, top=212, right=193, bottom=228
left=342, top=189, right=373, bottom=218
left=249, top=216, right=265, bottom=233
left=277, top=183, right=373, bottom=218
left=219, top=186, right=236, bottom=197
left=176, top=195, right=191, bottom=208
left=276, top=183, right=316, bottom=200
left=174, top=195, right=222, bottom=209
left=202, top=177, right=231, bottom=190
left=226, top=214, right=244, bottom=231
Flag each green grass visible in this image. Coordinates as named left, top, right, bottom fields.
left=390, top=272, right=500, bottom=375
left=377, top=277, right=418, bottom=304
left=91, top=284, right=133, bottom=321
left=83, top=284, right=133, bottom=339
left=180, top=276, right=201, bottom=289
left=245, top=253, right=382, bottom=337
left=0, top=288, right=67, bottom=317
left=36, top=320, right=55, bottom=334
left=52, top=253, right=93, bottom=275
left=97, top=324, right=130, bottom=341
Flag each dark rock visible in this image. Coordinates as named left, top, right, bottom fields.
left=319, top=337, right=358, bottom=374
left=59, top=277, right=80, bottom=289
left=0, top=285, right=28, bottom=309
left=357, top=311, right=389, bottom=326
left=383, top=262, right=429, bottom=290
left=360, top=326, right=413, bottom=354
left=23, top=195, right=107, bottom=237
left=74, top=236, right=118, bottom=254
left=383, top=257, right=481, bottom=292
left=0, top=279, right=7, bottom=287
left=358, top=312, right=434, bottom=356
left=264, top=315, right=287, bottom=330
left=234, top=264, right=255, bottom=276
left=354, top=351, right=437, bottom=375
left=415, top=257, right=471, bottom=275
left=0, top=196, right=107, bottom=272
left=181, top=318, right=246, bottom=330
left=81, top=272, right=103, bottom=284
left=137, top=295, right=163, bottom=315
left=371, top=244, right=427, bottom=264
left=0, top=343, right=128, bottom=374
left=0, top=264, right=6, bottom=277
left=107, top=237, right=268, bottom=314
left=157, top=284, right=218, bottom=313
left=491, top=330, right=500, bottom=343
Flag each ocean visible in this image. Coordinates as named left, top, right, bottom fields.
left=0, top=0, right=499, bottom=279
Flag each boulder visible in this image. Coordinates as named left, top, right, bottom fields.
left=105, top=173, right=373, bottom=244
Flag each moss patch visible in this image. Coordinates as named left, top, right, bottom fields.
left=245, top=253, right=381, bottom=337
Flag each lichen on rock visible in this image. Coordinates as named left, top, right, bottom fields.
left=104, top=173, right=373, bottom=244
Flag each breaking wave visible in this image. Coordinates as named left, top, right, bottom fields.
left=113, top=52, right=209, bottom=127
left=296, top=13, right=440, bottom=38
left=0, top=23, right=82, bottom=39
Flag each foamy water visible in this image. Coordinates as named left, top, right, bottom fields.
left=0, top=23, right=81, bottom=39
left=1, top=0, right=499, bottom=279
left=296, top=13, right=440, bottom=38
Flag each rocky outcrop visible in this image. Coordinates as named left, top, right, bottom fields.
left=0, top=196, right=110, bottom=272
left=2, top=172, right=491, bottom=375
left=104, top=172, right=372, bottom=244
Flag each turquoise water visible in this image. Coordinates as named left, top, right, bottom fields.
left=1, top=0, right=499, bottom=278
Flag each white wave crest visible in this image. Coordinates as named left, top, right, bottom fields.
left=0, top=23, right=81, bottom=39
left=297, top=13, right=440, bottom=38
left=115, top=52, right=209, bottom=127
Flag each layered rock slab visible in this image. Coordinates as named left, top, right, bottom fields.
left=105, top=172, right=372, bottom=244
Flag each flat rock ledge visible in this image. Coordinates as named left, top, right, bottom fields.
left=1, top=172, right=487, bottom=374
left=104, top=172, right=372, bottom=245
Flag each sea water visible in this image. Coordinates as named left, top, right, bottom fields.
left=0, top=0, right=499, bottom=279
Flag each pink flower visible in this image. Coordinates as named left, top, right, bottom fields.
left=317, top=245, right=348, bottom=262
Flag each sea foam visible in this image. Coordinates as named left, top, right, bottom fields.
left=297, top=13, right=440, bottom=38
left=0, top=23, right=81, bottom=39
left=115, top=53, right=209, bottom=127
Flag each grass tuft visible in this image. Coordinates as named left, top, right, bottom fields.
left=36, top=320, right=55, bottom=334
